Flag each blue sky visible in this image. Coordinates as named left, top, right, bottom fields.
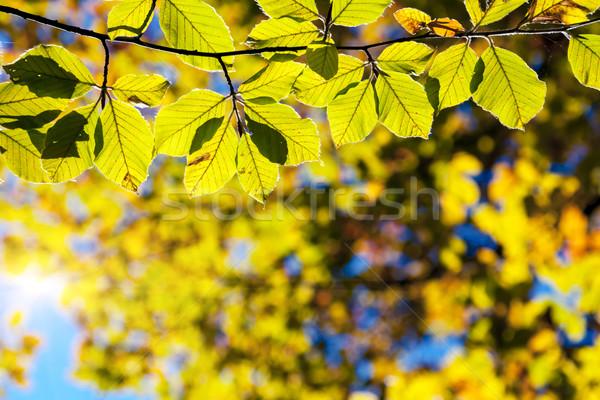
left=0, top=271, right=149, bottom=400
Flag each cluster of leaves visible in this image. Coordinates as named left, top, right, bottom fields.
left=2, top=0, right=600, bottom=202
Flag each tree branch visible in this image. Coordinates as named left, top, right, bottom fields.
left=2, top=4, right=600, bottom=61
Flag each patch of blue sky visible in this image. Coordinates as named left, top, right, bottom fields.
left=397, top=333, right=464, bottom=372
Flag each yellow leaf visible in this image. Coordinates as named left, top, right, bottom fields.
left=428, top=18, right=464, bottom=37
left=394, top=8, right=432, bottom=34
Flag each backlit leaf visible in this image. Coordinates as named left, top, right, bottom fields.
left=246, top=17, right=320, bottom=60
left=155, top=89, right=227, bottom=156
left=159, top=0, right=234, bottom=71
left=256, top=0, right=319, bottom=21
left=306, top=39, right=339, bottom=80
left=327, top=80, right=378, bottom=147
left=41, top=103, right=99, bottom=183
left=184, top=116, right=238, bottom=196
left=465, top=0, right=528, bottom=26
left=425, top=43, right=478, bottom=111
left=394, top=8, right=432, bottom=34
left=237, top=132, right=279, bottom=203
left=568, top=34, right=600, bottom=90
left=525, top=0, right=600, bottom=24
left=3, top=45, right=95, bottom=99
left=107, top=0, right=154, bottom=40
left=375, top=70, right=434, bottom=138
left=331, top=0, right=391, bottom=26
left=239, top=61, right=305, bottom=101
left=428, top=18, right=464, bottom=37
left=0, top=82, right=68, bottom=130
left=471, top=46, right=546, bottom=130
left=377, top=42, right=434, bottom=74
left=112, top=74, right=170, bottom=108
left=0, top=127, right=49, bottom=183
left=244, top=100, right=320, bottom=165
left=294, top=54, right=365, bottom=107
left=95, top=98, right=153, bottom=192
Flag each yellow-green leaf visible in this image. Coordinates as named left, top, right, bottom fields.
left=568, top=34, right=600, bottom=90
left=293, top=54, right=365, bottom=107
left=155, top=89, right=227, bottom=156
left=306, top=39, right=339, bottom=80
left=375, top=71, right=434, bottom=138
left=95, top=98, right=153, bottom=192
left=3, top=45, right=95, bottom=99
left=472, top=46, right=546, bottom=130
left=239, top=61, right=305, bottom=101
left=327, top=80, right=378, bottom=147
left=525, top=0, right=600, bottom=24
left=465, top=0, right=528, bottom=26
left=184, top=116, right=238, bottom=196
left=0, top=127, right=49, bottom=183
left=0, top=82, right=68, bottom=129
left=256, top=0, right=319, bottom=21
left=426, top=43, right=478, bottom=111
left=246, top=17, right=320, bottom=61
left=107, top=0, right=154, bottom=40
left=244, top=100, right=320, bottom=165
left=377, top=42, right=434, bottom=74
left=159, top=0, right=234, bottom=71
left=237, top=132, right=279, bottom=203
left=331, top=0, right=391, bottom=26
left=41, top=103, right=99, bottom=183
left=112, top=74, right=170, bottom=107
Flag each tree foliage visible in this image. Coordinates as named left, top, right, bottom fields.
left=1, top=0, right=600, bottom=202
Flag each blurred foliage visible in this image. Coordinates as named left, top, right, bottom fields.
left=2, top=0, right=600, bottom=399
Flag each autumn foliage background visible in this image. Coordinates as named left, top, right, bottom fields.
left=2, top=0, right=600, bottom=399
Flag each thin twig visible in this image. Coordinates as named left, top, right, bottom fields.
left=218, top=57, right=244, bottom=137
left=324, top=3, right=333, bottom=38
left=100, top=39, right=110, bottom=108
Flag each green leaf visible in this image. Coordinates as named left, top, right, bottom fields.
left=155, top=89, right=227, bottom=156
left=184, top=116, right=238, bottom=196
left=0, top=82, right=68, bottom=129
left=246, top=17, right=320, bottom=60
left=327, top=80, right=378, bottom=147
left=331, top=0, right=391, bottom=26
left=568, top=35, right=600, bottom=91
left=237, top=132, right=279, bottom=203
left=239, top=61, right=305, bottom=101
left=293, top=54, right=365, bottom=107
left=41, top=103, right=99, bottom=183
left=3, top=45, right=95, bottom=99
left=95, top=98, right=153, bottom=192
left=375, top=71, right=434, bottom=138
left=112, top=74, right=170, bottom=107
left=244, top=100, right=320, bottom=165
left=306, top=39, right=339, bottom=80
left=471, top=46, right=546, bottom=130
left=425, top=43, right=478, bottom=111
left=256, top=0, right=320, bottom=21
left=0, top=127, right=49, bottom=183
left=525, top=0, right=600, bottom=24
left=376, top=42, right=434, bottom=74
left=159, top=0, right=234, bottom=71
left=107, top=0, right=154, bottom=40
left=465, top=0, right=527, bottom=26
